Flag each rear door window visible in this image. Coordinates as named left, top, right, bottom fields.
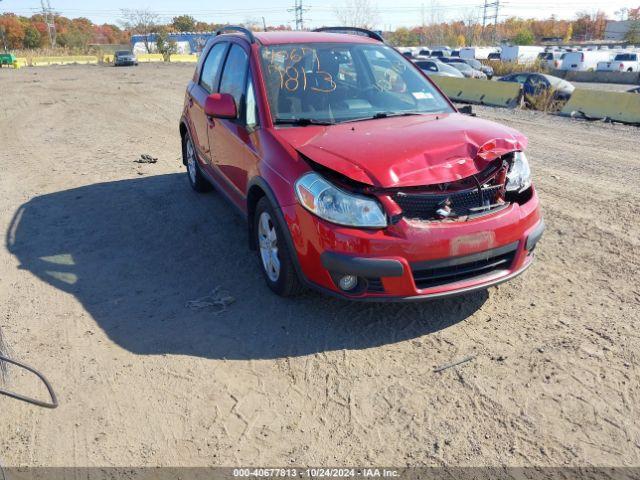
left=200, top=43, right=228, bottom=93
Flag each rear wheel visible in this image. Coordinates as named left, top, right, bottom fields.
left=254, top=197, right=304, bottom=297
left=183, top=132, right=211, bottom=192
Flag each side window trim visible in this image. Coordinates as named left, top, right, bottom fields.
left=244, top=73, right=259, bottom=130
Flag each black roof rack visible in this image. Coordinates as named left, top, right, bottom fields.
left=215, top=25, right=257, bottom=44
left=312, top=27, right=384, bottom=43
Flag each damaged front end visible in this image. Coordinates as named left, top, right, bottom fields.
left=302, top=146, right=533, bottom=226
left=389, top=151, right=533, bottom=223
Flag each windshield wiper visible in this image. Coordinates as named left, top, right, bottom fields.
left=341, top=111, right=424, bottom=123
left=274, top=118, right=335, bottom=126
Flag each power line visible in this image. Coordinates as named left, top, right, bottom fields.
left=40, top=0, right=57, bottom=47
left=481, top=0, right=500, bottom=42
left=288, top=0, right=310, bottom=30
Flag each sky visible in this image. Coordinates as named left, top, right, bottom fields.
left=0, top=0, right=633, bottom=29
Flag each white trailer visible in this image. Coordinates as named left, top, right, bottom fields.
left=560, top=50, right=614, bottom=71
left=459, top=47, right=497, bottom=60
left=500, top=45, right=545, bottom=64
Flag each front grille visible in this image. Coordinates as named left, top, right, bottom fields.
left=394, top=185, right=503, bottom=220
left=411, top=242, right=518, bottom=290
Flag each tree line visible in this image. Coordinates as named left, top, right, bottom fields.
left=1, top=8, right=639, bottom=52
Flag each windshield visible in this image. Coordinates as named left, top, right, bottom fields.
left=260, top=43, right=453, bottom=124
left=116, top=51, right=131, bottom=56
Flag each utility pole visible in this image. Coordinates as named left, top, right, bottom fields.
left=41, top=0, right=57, bottom=48
left=481, top=0, right=499, bottom=43
left=493, top=0, right=500, bottom=43
left=420, top=3, right=426, bottom=44
left=288, top=0, right=309, bottom=30
left=262, top=16, right=267, bottom=31
left=0, top=0, right=7, bottom=53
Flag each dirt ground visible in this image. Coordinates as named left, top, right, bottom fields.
left=0, top=63, right=638, bottom=469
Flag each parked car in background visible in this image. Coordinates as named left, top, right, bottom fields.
left=418, top=49, right=431, bottom=57
left=459, top=46, right=497, bottom=60
left=180, top=26, right=543, bottom=300
left=448, top=60, right=487, bottom=79
left=414, top=59, right=465, bottom=78
left=450, top=50, right=460, bottom=57
left=498, top=72, right=575, bottom=99
left=487, top=52, right=501, bottom=61
left=456, top=57, right=494, bottom=79
left=113, top=50, right=138, bottom=67
left=438, top=58, right=487, bottom=79
left=501, top=45, right=545, bottom=64
left=537, top=51, right=564, bottom=69
left=597, top=52, right=640, bottom=72
left=628, top=86, right=640, bottom=93
left=430, top=49, right=450, bottom=58
left=560, top=50, right=613, bottom=71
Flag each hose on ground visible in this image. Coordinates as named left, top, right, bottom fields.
left=0, top=355, right=58, bottom=409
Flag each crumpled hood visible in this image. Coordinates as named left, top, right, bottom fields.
left=275, top=112, right=527, bottom=188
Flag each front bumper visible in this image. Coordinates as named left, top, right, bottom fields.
left=282, top=188, right=543, bottom=300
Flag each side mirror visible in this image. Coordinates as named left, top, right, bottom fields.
left=458, top=105, right=475, bottom=116
left=204, top=93, right=237, bottom=119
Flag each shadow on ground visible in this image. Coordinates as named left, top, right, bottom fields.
left=6, top=173, right=487, bottom=359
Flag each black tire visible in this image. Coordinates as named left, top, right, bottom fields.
left=254, top=197, right=304, bottom=297
left=182, top=132, right=212, bottom=193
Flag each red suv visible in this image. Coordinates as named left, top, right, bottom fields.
left=179, top=26, right=544, bottom=300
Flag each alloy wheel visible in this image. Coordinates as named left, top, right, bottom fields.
left=258, top=211, right=280, bottom=282
left=186, top=138, right=197, bottom=184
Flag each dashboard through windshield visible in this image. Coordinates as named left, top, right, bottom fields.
left=259, top=43, right=453, bottom=125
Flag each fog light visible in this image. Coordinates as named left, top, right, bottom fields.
left=338, top=275, right=358, bottom=291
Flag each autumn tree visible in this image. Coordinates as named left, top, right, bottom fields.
left=0, top=14, right=25, bottom=49
left=155, top=27, right=177, bottom=60
left=23, top=25, right=41, bottom=48
left=386, top=27, right=420, bottom=46
left=120, top=9, right=160, bottom=52
left=334, top=0, right=378, bottom=29
left=564, top=23, right=573, bottom=42
left=513, top=29, right=534, bottom=45
left=171, top=15, right=196, bottom=32
left=573, top=10, right=608, bottom=40
left=624, top=6, right=640, bottom=43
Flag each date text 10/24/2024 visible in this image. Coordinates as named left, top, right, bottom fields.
left=233, top=468, right=401, bottom=478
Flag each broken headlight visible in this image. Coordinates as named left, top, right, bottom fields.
left=295, top=172, right=387, bottom=228
left=506, top=151, right=531, bottom=193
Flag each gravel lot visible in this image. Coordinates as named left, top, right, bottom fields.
left=0, top=63, right=639, bottom=469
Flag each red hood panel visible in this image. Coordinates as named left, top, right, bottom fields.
left=275, top=113, right=527, bottom=188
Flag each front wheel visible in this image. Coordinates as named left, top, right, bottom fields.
left=254, top=197, right=304, bottom=297
left=183, top=133, right=211, bottom=192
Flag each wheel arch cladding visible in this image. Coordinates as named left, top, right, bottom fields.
left=179, top=122, right=188, bottom=166
left=247, top=182, right=267, bottom=250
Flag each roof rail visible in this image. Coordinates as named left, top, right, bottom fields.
left=312, top=27, right=384, bottom=43
left=215, top=25, right=256, bottom=44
